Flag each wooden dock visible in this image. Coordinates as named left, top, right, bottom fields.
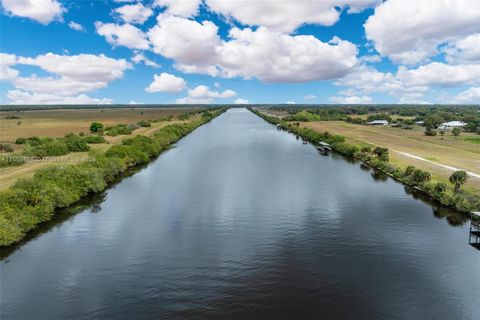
left=469, top=211, right=480, bottom=249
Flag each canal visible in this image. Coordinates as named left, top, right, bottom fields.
left=1, top=108, right=479, bottom=319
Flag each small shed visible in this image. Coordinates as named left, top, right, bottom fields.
left=367, top=120, right=389, bottom=126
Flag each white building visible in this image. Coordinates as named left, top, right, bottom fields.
left=437, top=121, right=467, bottom=130
left=367, top=120, right=389, bottom=126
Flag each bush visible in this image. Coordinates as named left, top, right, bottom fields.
left=105, top=145, right=149, bottom=165
left=90, top=122, right=104, bottom=133
left=63, top=134, right=90, bottom=152
left=15, top=137, right=26, bottom=144
left=0, top=143, right=14, bottom=153
left=83, top=135, right=107, bottom=144
left=24, top=136, right=42, bottom=146
left=137, top=120, right=151, bottom=127
left=105, top=124, right=135, bottom=136
left=424, top=127, right=437, bottom=136
left=23, top=140, right=69, bottom=157
left=122, top=135, right=160, bottom=157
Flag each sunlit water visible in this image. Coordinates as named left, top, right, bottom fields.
left=1, top=108, right=479, bottom=319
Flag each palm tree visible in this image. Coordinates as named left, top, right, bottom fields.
left=449, top=171, right=468, bottom=193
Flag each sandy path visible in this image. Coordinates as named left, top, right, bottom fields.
left=392, top=150, right=480, bottom=179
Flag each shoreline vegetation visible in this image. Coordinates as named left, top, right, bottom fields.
left=249, top=108, right=479, bottom=215
left=0, top=108, right=225, bottom=246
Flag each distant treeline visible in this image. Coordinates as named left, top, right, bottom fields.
left=271, top=105, right=480, bottom=133
left=0, top=108, right=225, bottom=246
left=0, top=105, right=214, bottom=111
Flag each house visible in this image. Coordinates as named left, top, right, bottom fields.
left=437, top=121, right=467, bottom=130
left=367, top=120, right=389, bottom=126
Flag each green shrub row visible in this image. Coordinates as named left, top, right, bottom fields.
left=104, top=124, right=137, bottom=136
left=250, top=108, right=479, bottom=214
left=0, top=109, right=225, bottom=246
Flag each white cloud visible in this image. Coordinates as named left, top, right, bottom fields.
left=205, top=0, right=378, bottom=33
left=304, top=94, right=316, bottom=100
left=444, top=33, right=480, bottom=64
left=13, top=75, right=107, bottom=96
left=3, top=53, right=131, bottom=104
left=188, top=85, right=236, bottom=99
left=334, top=65, right=428, bottom=103
left=453, top=87, right=480, bottom=103
left=153, top=0, right=201, bottom=17
left=176, top=85, right=236, bottom=104
left=364, top=0, right=480, bottom=64
left=147, top=16, right=358, bottom=83
left=95, top=22, right=149, bottom=50
left=215, top=29, right=358, bottom=82
left=131, top=52, right=159, bottom=67
left=148, top=15, right=220, bottom=65
left=68, top=21, right=85, bottom=32
left=145, top=72, right=186, bottom=93
left=1, top=0, right=64, bottom=24
left=234, top=98, right=249, bottom=104
left=396, top=63, right=480, bottom=87
left=18, top=52, right=133, bottom=82
left=114, top=3, right=153, bottom=24
left=0, top=53, right=19, bottom=80
left=330, top=95, right=373, bottom=104
left=6, top=90, right=113, bottom=105
left=286, top=101, right=296, bottom=104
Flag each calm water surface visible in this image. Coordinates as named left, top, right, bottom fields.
left=1, top=108, right=479, bottom=319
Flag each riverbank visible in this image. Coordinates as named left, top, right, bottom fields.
left=249, top=108, right=479, bottom=215
left=0, top=109, right=225, bottom=246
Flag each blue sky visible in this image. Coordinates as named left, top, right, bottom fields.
left=1, top=0, right=479, bottom=105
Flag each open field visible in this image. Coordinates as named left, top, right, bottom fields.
left=0, top=108, right=201, bottom=189
left=0, top=107, right=199, bottom=143
left=301, top=121, right=480, bottom=191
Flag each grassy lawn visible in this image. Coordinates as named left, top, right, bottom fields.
left=0, top=108, right=201, bottom=189
left=301, top=121, right=480, bottom=192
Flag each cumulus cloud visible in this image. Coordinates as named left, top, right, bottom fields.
left=304, top=94, right=316, bottom=100
left=68, top=21, right=85, bottom=32
left=95, top=22, right=149, bottom=50
left=18, top=53, right=133, bottom=82
left=453, top=87, right=480, bottom=103
left=205, top=0, right=378, bottom=33
left=443, top=33, right=480, bottom=64
left=396, top=62, right=480, bottom=87
left=214, top=28, right=358, bottom=82
left=3, top=52, right=131, bottom=104
left=0, top=53, right=19, bottom=80
left=89, top=14, right=360, bottom=83
left=114, top=3, right=153, bottom=24
left=176, top=85, right=236, bottom=104
left=145, top=72, right=186, bottom=92
left=335, top=61, right=480, bottom=103
left=147, top=15, right=358, bottom=83
left=153, top=0, right=201, bottom=17
left=1, top=0, right=64, bottom=24
left=131, top=52, right=159, bottom=67
left=148, top=15, right=220, bottom=65
left=364, top=0, right=480, bottom=64
left=234, top=98, right=249, bottom=104
left=334, top=65, right=428, bottom=103
left=330, top=95, right=373, bottom=104
left=6, top=90, right=113, bottom=105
